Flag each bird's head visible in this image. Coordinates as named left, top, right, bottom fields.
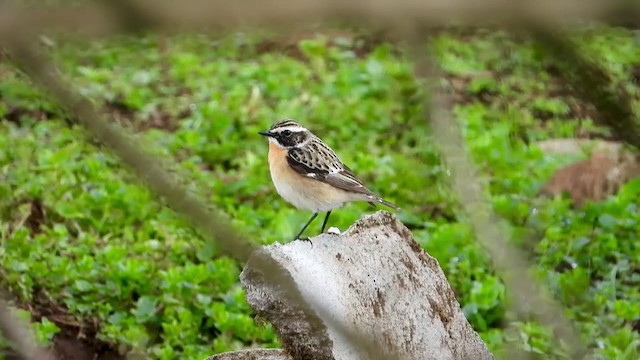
left=259, top=119, right=311, bottom=149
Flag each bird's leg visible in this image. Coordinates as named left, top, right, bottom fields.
left=320, top=211, right=332, bottom=233
left=293, top=212, right=318, bottom=242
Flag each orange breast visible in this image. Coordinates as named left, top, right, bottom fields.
left=268, top=142, right=302, bottom=186
left=266, top=142, right=357, bottom=211
left=268, top=142, right=287, bottom=166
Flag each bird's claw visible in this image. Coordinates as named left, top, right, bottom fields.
left=295, top=237, right=313, bottom=246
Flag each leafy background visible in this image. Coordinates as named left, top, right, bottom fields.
left=1, top=26, right=639, bottom=359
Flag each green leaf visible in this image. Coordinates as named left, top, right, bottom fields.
left=134, top=296, right=158, bottom=323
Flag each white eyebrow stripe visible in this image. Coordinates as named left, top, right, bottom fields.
left=273, top=125, right=305, bottom=132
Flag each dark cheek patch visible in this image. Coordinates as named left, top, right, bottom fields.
left=278, top=132, right=305, bottom=147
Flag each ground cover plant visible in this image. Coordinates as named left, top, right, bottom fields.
left=1, top=26, right=639, bottom=359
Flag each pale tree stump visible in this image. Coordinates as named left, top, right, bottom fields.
left=207, top=211, right=493, bottom=360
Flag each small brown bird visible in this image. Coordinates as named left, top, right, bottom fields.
left=259, top=119, right=399, bottom=241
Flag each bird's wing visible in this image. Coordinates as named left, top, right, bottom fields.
left=287, top=144, right=373, bottom=196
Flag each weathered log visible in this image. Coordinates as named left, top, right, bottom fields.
left=208, top=211, right=493, bottom=360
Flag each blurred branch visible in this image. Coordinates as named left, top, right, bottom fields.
left=3, top=40, right=388, bottom=360
left=530, top=26, right=640, bottom=149
left=5, top=40, right=255, bottom=262
left=414, top=45, right=588, bottom=356
left=0, top=0, right=633, bottom=358
left=1, top=0, right=640, bottom=41
left=428, top=92, right=589, bottom=358
left=0, top=299, right=55, bottom=360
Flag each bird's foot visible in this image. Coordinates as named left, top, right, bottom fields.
left=293, top=236, right=313, bottom=246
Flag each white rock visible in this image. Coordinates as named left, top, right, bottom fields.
left=210, top=211, right=493, bottom=360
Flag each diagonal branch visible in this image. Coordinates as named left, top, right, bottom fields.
left=3, top=41, right=389, bottom=360
left=0, top=298, right=55, bottom=360
left=428, top=91, right=589, bottom=358
left=529, top=26, right=640, bottom=149
left=1, top=0, right=640, bottom=41
left=409, top=40, right=589, bottom=357
left=6, top=41, right=255, bottom=262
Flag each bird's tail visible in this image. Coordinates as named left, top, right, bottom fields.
left=367, top=195, right=400, bottom=211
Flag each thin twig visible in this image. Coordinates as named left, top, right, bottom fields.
left=0, top=0, right=639, bottom=41
left=0, top=1, right=628, bottom=358
left=0, top=298, right=55, bottom=360
left=3, top=41, right=389, bottom=360
left=425, top=87, right=589, bottom=358
left=403, top=31, right=588, bottom=358
left=530, top=25, right=640, bottom=149
left=6, top=41, right=255, bottom=262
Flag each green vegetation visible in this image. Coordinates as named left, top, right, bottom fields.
left=1, top=27, right=639, bottom=359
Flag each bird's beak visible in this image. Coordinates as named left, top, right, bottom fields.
left=258, top=130, right=275, bottom=137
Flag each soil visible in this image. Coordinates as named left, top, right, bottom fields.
left=105, top=99, right=188, bottom=132
left=51, top=333, right=124, bottom=360
left=1, top=288, right=127, bottom=360
left=1, top=336, right=123, bottom=360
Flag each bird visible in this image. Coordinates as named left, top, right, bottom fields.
left=259, top=119, right=400, bottom=241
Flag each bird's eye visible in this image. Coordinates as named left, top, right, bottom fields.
left=282, top=130, right=292, bottom=137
